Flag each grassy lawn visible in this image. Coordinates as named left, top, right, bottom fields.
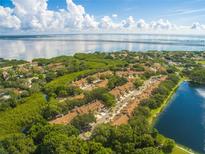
left=172, top=145, right=194, bottom=154
left=172, top=146, right=189, bottom=154
left=196, top=60, right=205, bottom=64
left=84, top=61, right=107, bottom=69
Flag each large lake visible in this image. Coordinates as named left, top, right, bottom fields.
left=0, top=34, right=205, bottom=60
left=155, top=82, right=205, bottom=154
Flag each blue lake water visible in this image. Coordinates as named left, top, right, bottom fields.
left=155, top=82, right=205, bottom=154
left=0, top=34, right=205, bottom=60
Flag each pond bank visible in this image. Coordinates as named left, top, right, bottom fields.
left=173, top=145, right=195, bottom=154
left=149, top=78, right=196, bottom=154
left=149, top=78, right=184, bottom=125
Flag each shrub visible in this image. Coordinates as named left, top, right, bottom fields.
left=71, top=113, right=96, bottom=132
left=107, top=76, right=128, bottom=90
left=134, top=79, right=144, bottom=89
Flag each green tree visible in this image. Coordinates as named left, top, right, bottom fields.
left=162, top=139, right=175, bottom=153
left=107, top=76, right=128, bottom=89
left=133, top=106, right=150, bottom=118
left=132, top=65, right=145, bottom=71
left=45, top=72, right=56, bottom=82
left=134, top=147, right=163, bottom=154
left=134, top=79, right=144, bottom=89
left=71, top=113, right=96, bottom=132
left=0, top=145, right=7, bottom=154
left=41, top=98, right=61, bottom=120
left=92, top=124, right=113, bottom=147
left=1, top=133, right=36, bottom=154
left=135, top=134, right=154, bottom=148
left=29, top=124, right=79, bottom=145
left=101, top=93, right=116, bottom=107
left=85, top=88, right=116, bottom=107
left=188, top=68, right=205, bottom=84
left=129, top=116, right=150, bottom=136
left=88, top=141, right=112, bottom=154
left=40, top=131, right=69, bottom=154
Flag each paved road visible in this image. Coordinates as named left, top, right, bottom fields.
left=80, top=76, right=162, bottom=139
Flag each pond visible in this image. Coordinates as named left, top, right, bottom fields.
left=155, top=82, right=205, bottom=153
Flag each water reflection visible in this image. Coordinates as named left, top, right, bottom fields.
left=155, top=82, right=205, bottom=153
left=0, top=34, right=205, bottom=60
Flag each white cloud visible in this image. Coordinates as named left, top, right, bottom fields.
left=191, top=22, right=205, bottom=30
left=99, top=16, right=120, bottom=30
left=66, top=0, right=99, bottom=30
left=83, top=14, right=98, bottom=30
left=12, top=0, right=49, bottom=30
left=0, top=0, right=205, bottom=34
left=122, top=16, right=136, bottom=29
left=112, top=14, right=118, bottom=18
left=66, top=0, right=85, bottom=29
left=150, top=19, right=176, bottom=30
left=136, top=19, right=149, bottom=29
left=0, top=6, right=21, bottom=30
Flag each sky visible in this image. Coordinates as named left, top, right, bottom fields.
left=1, top=0, right=205, bottom=34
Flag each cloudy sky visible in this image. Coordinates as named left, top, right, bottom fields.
left=1, top=0, right=205, bottom=34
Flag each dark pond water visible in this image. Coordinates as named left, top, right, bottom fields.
left=155, top=82, right=205, bottom=154
left=1, top=34, right=205, bottom=60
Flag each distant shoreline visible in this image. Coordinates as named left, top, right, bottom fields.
left=1, top=33, right=205, bottom=37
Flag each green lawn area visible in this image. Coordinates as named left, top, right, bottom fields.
left=196, top=60, right=205, bottom=64
left=172, top=146, right=193, bottom=154
left=84, top=61, right=107, bottom=69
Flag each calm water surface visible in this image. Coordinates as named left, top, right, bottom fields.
left=0, top=34, right=205, bottom=60
left=155, top=82, right=205, bottom=154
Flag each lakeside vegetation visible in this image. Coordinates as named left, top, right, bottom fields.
left=0, top=51, right=205, bottom=153
left=149, top=77, right=184, bottom=124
